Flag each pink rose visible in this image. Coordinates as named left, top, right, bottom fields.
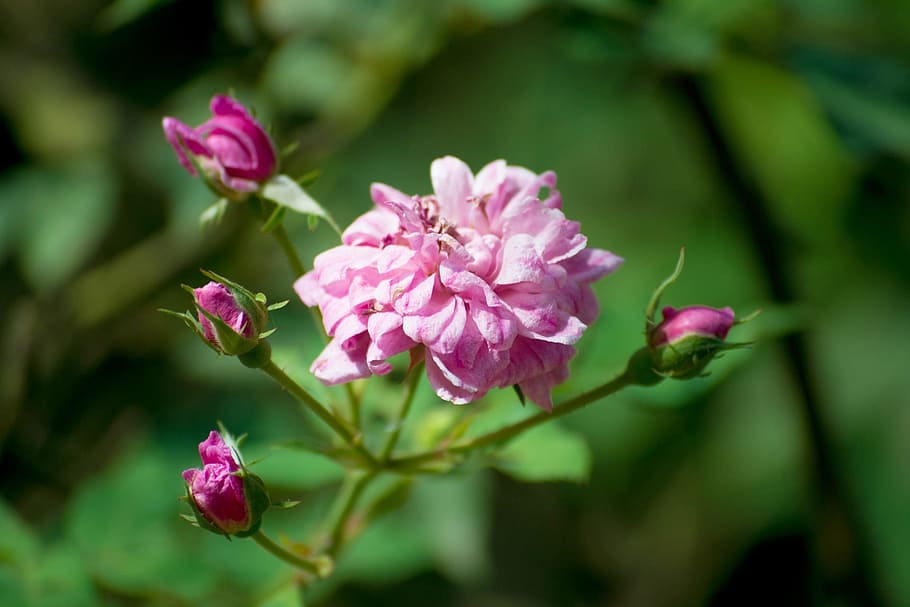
left=163, top=95, right=277, bottom=194
left=647, top=305, right=737, bottom=378
left=182, top=431, right=268, bottom=537
left=296, top=157, right=622, bottom=410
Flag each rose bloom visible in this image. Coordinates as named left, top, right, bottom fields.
left=648, top=305, right=735, bottom=349
left=194, top=281, right=255, bottom=351
left=296, top=157, right=621, bottom=409
left=163, top=95, right=276, bottom=194
left=182, top=431, right=252, bottom=535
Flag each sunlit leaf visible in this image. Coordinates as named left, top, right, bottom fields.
left=260, top=175, right=340, bottom=234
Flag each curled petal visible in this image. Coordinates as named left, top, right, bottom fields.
left=296, top=156, right=620, bottom=408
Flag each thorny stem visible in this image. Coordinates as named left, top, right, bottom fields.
left=389, top=369, right=636, bottom=470
left=325, top=471, right=377, bottom=557
left=261, top=360, right=379, bottom=469
left=346, top=383, right=361, bottom=430
left=268, top=218, right=329, bottom=345
left=254, top=196, right=362, bottom=425
left=251, top=530, right=326, bottom=576
left=380, top=363, right=425, bottom=462
left=271, top=223, right=306, bottom=278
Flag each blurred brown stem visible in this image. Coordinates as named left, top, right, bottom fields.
left=674, top=73, right=882, bottom=607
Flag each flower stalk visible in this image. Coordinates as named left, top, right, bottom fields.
left=389, top=367, right=638, bottom=471
left=380, top=362, right=425, bottom=462
left=324, top=471, right=377, bottom=557
left=251, top=530, right=333, bottom=578
left=260, top=360, right=379, bottom=469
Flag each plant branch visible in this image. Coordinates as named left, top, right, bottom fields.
left=324, top=471, right=377, bottom=556
left=380, top=363, right=425, bottom=461
left=271, top=223, right=307, bottom=278
left=251, top=530, right=329, bottom=576
left=390, top=369, right=635, bottom=470
left=261, top=360, right=378, bottom=468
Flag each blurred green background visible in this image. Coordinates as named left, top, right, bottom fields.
left=1, top=0, right=909, bottom=605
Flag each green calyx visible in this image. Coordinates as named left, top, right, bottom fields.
left=163, top=270, right=286, bottom=358
left=233, top=470, right=270, bottom=539
left=649, top=335, right=735, bottom=379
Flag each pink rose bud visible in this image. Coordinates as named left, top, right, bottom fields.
left=647, top=305, right=737, bottom=379
left=163, top=95, right=277, bottom=197
left=182, top=430, right=269, bottom=537
left=192, top=277, right=268, bottom=357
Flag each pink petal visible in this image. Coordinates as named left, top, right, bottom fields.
left=310, top=335, right=371, bottom=384
left=431, top=156, right=474, bottom=225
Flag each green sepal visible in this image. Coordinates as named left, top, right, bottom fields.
left=199, top=269, right=269, bottom=333
left=232, top=470, right=270, bottom=538
left=280, top=141, right=300, bottom=158
left=238, top=341, right=272, bottom=369
left=196, top=305, right=259, bottom=355
left=158, top=307, right=220, bottom=353
left=260, top=205, right=287, bottom=234
left=512, top=384, right=526, bottom=406
left=183, top=425, right=272, bottom=538
left=297, top=169, right=320, bottom=186
left=645, top=247, right=686, bottom=330
left=649, top=335, right=753, bottom=379
left=183, top=484, right=232, bottom=538
left=624, top=347, right=665, bottom=386
left=192, top=270, right=273, bottom=356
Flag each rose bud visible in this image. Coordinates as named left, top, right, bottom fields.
left=190, top=273, right=270, bottom=358
left=647, top=305, right=737, bottom=379
left=163, top=95, right=277, bottom=198
left=182, top=430, right=269, bottom=538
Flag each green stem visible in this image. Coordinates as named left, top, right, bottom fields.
left=346, top=383, right=361, bottom=429
left=390, top=369, right=636, bottom=470
left=271, top=223, right=307, bottom=278
left=262, top=205, right=362, bottom=427
left=325, top=471, right=377, bottom=556
left=380, top=363, right=424, bottom=461
left=269, top=222, right=330, bottom=346
left=261, top=360, right=379, bottom=468
left=251, top=530, right=323, bottom=575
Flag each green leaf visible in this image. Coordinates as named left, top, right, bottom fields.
left=807, top=71, right=910, bottom=158
left=335, top=508, right=432, bottom=584
left=1, top=160, right=115, bottom=292
left=259, top=175, right=340, bottom=234
left=0, top=500, right=38, bottom=566
left=259, top=175, right=324, bottom=217
left=257, top=579, right=305, bottom=607
left=707, top=54, right=857, bottom=243
left=31, top=543, right=99, bottom=607
left=490, top=422, right=592, bottom=483
left=411, top=473, right=491, bottom=584
left=64, top=447, right=216, bottom=600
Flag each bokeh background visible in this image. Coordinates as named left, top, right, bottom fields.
left=2, top=0, right=909, bottom=605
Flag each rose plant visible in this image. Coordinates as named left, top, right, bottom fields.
left=161, top=96, right=755, bottom=591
